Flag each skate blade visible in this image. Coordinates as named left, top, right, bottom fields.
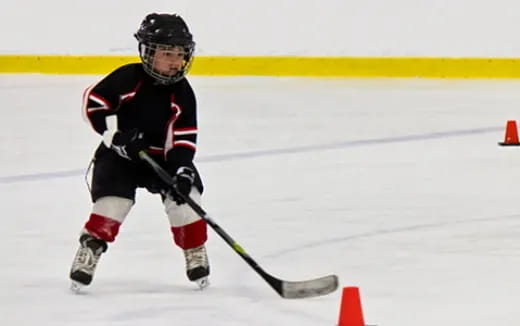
left=70, top=281, right=85, bottom=293
left=195, top=277, right=209, bottom=290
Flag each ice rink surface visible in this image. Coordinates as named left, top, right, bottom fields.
left=1, top=74, right=519, bottom=326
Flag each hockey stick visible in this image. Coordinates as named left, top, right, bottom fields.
left=139, top=151, right=339, bottom=299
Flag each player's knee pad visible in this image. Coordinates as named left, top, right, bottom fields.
left=92, top=196, right=134, bottom=223
left=164, top=188, right=202, bottom=227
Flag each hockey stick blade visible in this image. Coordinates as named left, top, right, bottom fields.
left=139, top=151, right=339, bottom=299
left=280, top=274, right=339, bottom=299
left=258, top=265, right=338, bottom=299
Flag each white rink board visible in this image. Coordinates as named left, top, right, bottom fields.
left=2, top=1, right=520, bottom=56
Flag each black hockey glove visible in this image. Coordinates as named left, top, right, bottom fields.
left=169, top=166, right=195, bottom=205
left=110, top=129, right=148, bottom=161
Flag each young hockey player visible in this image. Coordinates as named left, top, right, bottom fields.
left=70, top=12, right=209, bottom=291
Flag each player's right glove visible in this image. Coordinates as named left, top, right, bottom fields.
left=109, top=129, right=148, bottom=161
left=168, top=166, right=195, bottom=205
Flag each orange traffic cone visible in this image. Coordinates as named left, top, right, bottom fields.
left=338, top=287, right=365, bottom=326
left=498, top=120, right=520, bottom=146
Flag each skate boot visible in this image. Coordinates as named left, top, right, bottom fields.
left=184, top=244, right=210, bottom=289
left=69, top=233, right=107, bottom=292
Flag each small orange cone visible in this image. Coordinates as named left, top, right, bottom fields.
left=338, top=287, right=365, bottom=326
left=498, top=120, right=520, bottom=146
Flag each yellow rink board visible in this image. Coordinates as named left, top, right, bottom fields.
left=1, top=55, right=520, bottom=78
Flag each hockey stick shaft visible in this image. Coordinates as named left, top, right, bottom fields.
left=138, top=151, right=285, bottom=295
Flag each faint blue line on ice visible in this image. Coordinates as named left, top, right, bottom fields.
left=0, top=126, right=502, bottom=184
left=0, top=169, right=86, bottom=183
left=199, top=126, right=501, bottom=162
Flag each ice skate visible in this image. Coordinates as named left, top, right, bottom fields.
left=184, top=244, right=210, bottom=289
left=69, top=233, right=107, bottom=291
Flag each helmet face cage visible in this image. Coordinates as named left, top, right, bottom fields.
left=135, top=13, right=195, bottom=84
left=138, top=41, right=195, bottom=84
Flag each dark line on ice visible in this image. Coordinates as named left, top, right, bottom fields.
left=0, top=126, right=501, bottom=184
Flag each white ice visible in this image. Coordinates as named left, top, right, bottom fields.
left=1, top=74, right=519, bottom=326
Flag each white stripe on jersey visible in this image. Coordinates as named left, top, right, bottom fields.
left=89, top=94, right=110, bottom=108
left=87, top=106, right=109, bottom=113
left=164, top=104, right=183, bottom=155
left=120, top=92, right=136, bottom=102
left=165, top=119, right=175, bottom=154
left=173, top=128, right=197, bottom=136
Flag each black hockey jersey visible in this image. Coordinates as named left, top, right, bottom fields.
left=82, top=63, right=198, bottom=171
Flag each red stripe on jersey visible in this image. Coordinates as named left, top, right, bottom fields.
left=148, top=147, right=163, bottom=155
left=82, top=85, right=92, bottom=106
left=173, top=141, right=196, bottom=151
left=120, top=80, right=142, bottom=103
left=81, top=84, right=96, bottom=129
left=82, top=83, right=112, bottom=131
left=164, top=94, right=183, bottom=158
left=174, top=127, right=197, bottom=134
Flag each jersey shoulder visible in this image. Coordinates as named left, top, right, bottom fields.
left=104, top=63, right=145, bottom=86
left=90, top=63, right=144, bottom=99
left=175, top=77, right=196, bottom=100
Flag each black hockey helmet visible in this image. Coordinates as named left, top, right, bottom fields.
left=134, top=13, right=195, bottom=84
